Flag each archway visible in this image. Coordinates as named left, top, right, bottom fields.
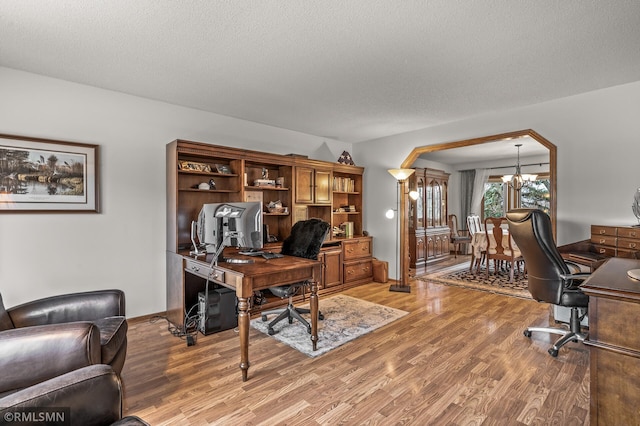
left=398, top=129, right=557, bottom=284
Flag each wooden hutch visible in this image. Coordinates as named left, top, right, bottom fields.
left=166, top=139, right=373, bottom=328
left=408, top=167, right=450, bottom=273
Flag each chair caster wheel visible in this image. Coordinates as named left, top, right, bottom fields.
left=548, top=347, right=558, bottom=357
left=523, top=330, right=532, bottom=338
left=288, top=317, right=293, bottom=324
left=319, top=313, right=325, bottom=320
left=268, top=327, right=276, bottom=336
left=261, top=315, right=267, bottom=322
left=306, top=325, right=311, bottom=334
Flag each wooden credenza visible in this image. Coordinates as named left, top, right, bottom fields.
left=581, top=257, right=640, bottom=425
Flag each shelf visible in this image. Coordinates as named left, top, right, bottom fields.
left=332, top=191, right=360, bottom=195
left=264, top=212, right=290, bottom=216
left=333, top=211, right=360, bottom=215
left=179, top=188, right=238, bottom=193
left=245, top=186, right=289, bottom=191
left=178, top=169, right=238, bottom=177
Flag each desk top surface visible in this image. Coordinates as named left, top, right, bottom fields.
left=186, top=248, right=320, bottom=276
left=581, top=257, right=640, bottom=299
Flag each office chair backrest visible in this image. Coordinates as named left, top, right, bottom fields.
left=506, top=208, right=571, bottom=305
left=281, top=218, right=330, bottom=260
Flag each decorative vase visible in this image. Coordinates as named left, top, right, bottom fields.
left=633, top=188, right=640, bottom=226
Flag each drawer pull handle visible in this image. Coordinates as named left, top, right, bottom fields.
left=599, top=230, right=606, bottom=234
left=630, top=243, right=637, bottom=249
left=599, top=239, right=606, bottom=244
left=631, top=232, right=637, bottom=237
left=599, top=248, right=606, bottom=253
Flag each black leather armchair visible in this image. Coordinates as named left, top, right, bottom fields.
left=0, top=364, right=148, bottom=426
left=261, top=218, right=330, bottom=335
left=0, top=289, right=128, bottom=397
left=506, top=208, right=590, bottom=357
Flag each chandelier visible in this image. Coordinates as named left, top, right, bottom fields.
left=501, top=144, right=537, bottom=190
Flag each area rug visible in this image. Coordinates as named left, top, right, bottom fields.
left=251, top=294, right=409, bottom=357
left=417, top=262, right=532, bottom=299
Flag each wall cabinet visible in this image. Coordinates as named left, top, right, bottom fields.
left=408, top=168, right=450, bottom=272
left=295, top=166, right=331, bottom=205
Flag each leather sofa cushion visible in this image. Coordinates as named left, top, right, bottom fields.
left=0, top=294, right=14, bottom=331
left=93, top=316, right=127, bottom=365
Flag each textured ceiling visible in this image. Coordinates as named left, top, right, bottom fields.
left=2, top=1, right=640, bottom=143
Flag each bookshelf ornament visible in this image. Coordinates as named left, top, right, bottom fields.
left=338, top=151, right=355, bottom=166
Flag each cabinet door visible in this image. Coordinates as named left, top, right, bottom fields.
left=295, top=167, right=315, bottom=203
left=322, top=249, right=342, bottom=288
left=315, top=170, right=332, bottom=204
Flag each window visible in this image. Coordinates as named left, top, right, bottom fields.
left=482, top=173, right=550, bottom=219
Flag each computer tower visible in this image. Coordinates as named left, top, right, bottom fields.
left=197, top=287, right=237, bottom=335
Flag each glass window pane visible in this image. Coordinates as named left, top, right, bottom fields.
left=520, top=178, right=551, bottom=215
left=483, top=182, right=505, bottom=218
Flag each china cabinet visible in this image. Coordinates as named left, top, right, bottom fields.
left=408, top=167, right=450, bottom=272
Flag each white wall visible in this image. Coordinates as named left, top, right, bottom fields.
left=355, top=81, right=640, bottom=279
left=0, top=67, right=352, bottom=317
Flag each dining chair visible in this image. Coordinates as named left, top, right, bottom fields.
left=467, top=215, right=484, bottom=272
left=484, top=217, right=524, bottom=282
left=448, top=214, right=471, bottom=258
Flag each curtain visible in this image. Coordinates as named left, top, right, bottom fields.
left=470, top=168, right=490, bottom=217
left=459, top=169, right=475, bottom=230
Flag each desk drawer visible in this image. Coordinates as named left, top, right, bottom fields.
left=184, top=259, right=225, bottom=282
left=617, top=248, right=640, bottom=259
left=618, top=237, right=640, bottom=251
left=618, top=227, right=640, bottom=239
left=592, top=245, right=617, bottom=257
left=342, top=238, right=372, bottom=260
left=343, top=259, right=372, bottom=283
left=590, top=235, right=617, bottom=247
left=591, top=225, right=617, bottom=237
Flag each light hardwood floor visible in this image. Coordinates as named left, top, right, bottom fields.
left=122, top=256, right=589, bottom=425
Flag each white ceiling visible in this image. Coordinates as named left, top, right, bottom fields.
left=2, top=1, right=640, bottom=144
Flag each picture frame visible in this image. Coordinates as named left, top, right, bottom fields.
left=215, top=164, right=232, bottom=174
left=0, top=133, right=99, bottom=213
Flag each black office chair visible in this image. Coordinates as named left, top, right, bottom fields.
left=506, top=208, right=590, bottom=357
left=261, top=218, right=330, bottom=335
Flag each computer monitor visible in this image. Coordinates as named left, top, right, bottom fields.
left=197, top=201, right=263, bottom=255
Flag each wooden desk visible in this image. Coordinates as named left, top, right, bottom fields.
left=167, top=249, right=322, bottom=381
left=581, top=257, right=640, bottom=424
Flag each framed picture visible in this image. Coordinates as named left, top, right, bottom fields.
left=215, top=164, right=232, bottom=174
left=0, top=134, right=99, bottom=213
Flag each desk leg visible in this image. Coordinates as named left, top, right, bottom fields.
left=237, top=296, right=250, bottom=381
left=310, top=280, right=318, bottom=351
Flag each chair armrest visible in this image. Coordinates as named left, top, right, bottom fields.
left=0, top=364, right=122, bottom=425
left=0, top=322, right=101, bottom=395
left=560, top=272, right=591, bottom=288
left=8, top=289, right=125, bottom=327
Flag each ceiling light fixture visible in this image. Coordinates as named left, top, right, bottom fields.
left=501, top=144, right=537, bottom=190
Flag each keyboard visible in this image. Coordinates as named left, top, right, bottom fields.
left=239, top=250, right=264, bottom=256
left=262, top=252, right=284, bottom=259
